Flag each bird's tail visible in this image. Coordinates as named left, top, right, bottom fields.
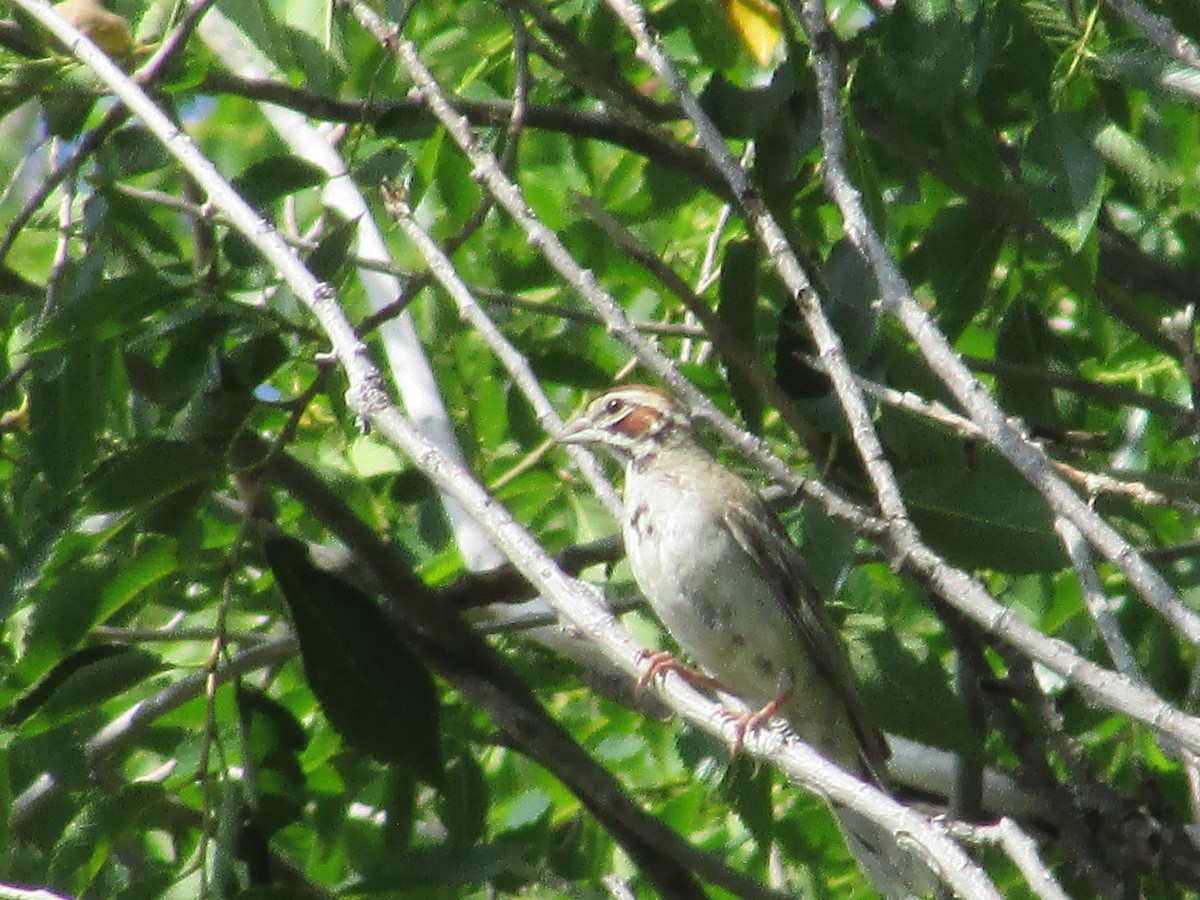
left=833, top=804, right=939, bottom=899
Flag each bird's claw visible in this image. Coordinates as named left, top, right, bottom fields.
left=635, top=649, right=724, bottom=695
left=722, top=688, right=790, bottom=759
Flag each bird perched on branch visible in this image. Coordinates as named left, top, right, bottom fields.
left=559, top=383, right=929, bottom=897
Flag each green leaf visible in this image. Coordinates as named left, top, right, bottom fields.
left=106, top=126, right=173, bottom=178
left=13, top=646, right=159, bottom=736
left=49, top=783, right=167, bottom=895
left=233, top=155, right=327, bottom=209
left=528, top=349, right=614, bottom=388
left=305, top=213, right=359, bottom=283
left=353, top=841, right=526, bottom=892
left=1092, top=122, right=1180, bottom=194
left=867, top=0, right=991, bottom=115
left=847, top=625, right=978, bottom=756
left=170, top=333, right=286, bottom=452
left=1098, top=41, right=1200, bottom=107
left=28, top=342, right=119, bottom=491
left=776, top=241, right=879, bottom=419
left=436, top=747, right=487, bottom=848
left=264, top=537, right=443, bottom=785
left=85, top=438, right=221, bottom=513
left=723, top=756, right=775, bottom=849
left=0, top=59, right=55, bottom=119
left=19, top=539, right=176, bottom=686
left=234, top=888, right=328, bottom=900
left=1021, top=113, right=1109, bottom=252
left=775, top=296, right=825, bottom=400
left=433, top=133, right=482, bottom=233
left=31, top=270, right=189, bottom=350
left=900, top=454, right=1067, bottom=574
left=823, top=240, right=880, bottom=364
left=111, top=206, right=183, bottom=263
left=795, top=503, right=857, bottom=603
left=994, top=298, right=1061, bottom=431
left=718, top=239, right=762, bottom=434
left=699, top=65, right=797, bottom=140
left=42, top=87, right=95, bottom=138
left=236, top=685, right=307, bottom=838
left=905, top=202, right=1007, bottom=342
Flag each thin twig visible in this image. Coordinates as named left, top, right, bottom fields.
left=378, top=182, right=621, bottom=514
left=1100, top=0, right=1200, bottom=70
left=949, top=818, right=1071, bottom=900
left=791, top=0, right=1200, bottom=646
left=0, top=0, right=219, bottom=265
left=330, top=0, right=1200, bottom=763
left=1054, top=518, right=1144, bottom=683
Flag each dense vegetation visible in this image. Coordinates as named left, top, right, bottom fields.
left=3, top=0, right=1200, bottom=896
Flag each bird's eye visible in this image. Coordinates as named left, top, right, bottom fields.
left=604, top=397, right=624, bottom=414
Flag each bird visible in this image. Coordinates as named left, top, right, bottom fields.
left=52, top=0, right=133, bottom=57
left=558, top=383, right=925, bottom=896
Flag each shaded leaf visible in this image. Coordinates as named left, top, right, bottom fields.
left=994, top=298, right=1061, bottom=430
left=699, top=64, right=796, bottom=139
left=16, top=646, right=159, bottom=736
left=169, top=333, right=286, bottom=451
left=437, top=747, right=487, bottom=848
left=905, top=202, right=1006, bottom=342
left=305, top=213, right=360, bottom=283
left=31, top=270, right=189, bottom=350
left=237, top=685, right=307, bottom=838
left=718, top=239, right=762, bottom=433
left=724, top=756, right=775, bottom=849
left=847, top=625, right=978, bottom=756
left=28, top=342, right=119, bottom=491
left=233, top=155, right=327, bottom=210
left=900, top=455, right=1067, bottom=574
left=1021, top=113, right=1108, bottom=252
left=19, top=538, right=176, bottom=686
left=264, top=537, right=443, bottom=786
left=867, top=0, right=992, bottom=115
left=353, top=840, right=526, bottom=892
left=86, top=438, right=221, bottom=512
left=49, top=783, right=167, bottom=895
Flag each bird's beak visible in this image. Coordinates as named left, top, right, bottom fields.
left=555, top=415, right=595, bottom=445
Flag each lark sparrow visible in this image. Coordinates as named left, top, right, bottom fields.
left=559, top=384, right=923, bottom=896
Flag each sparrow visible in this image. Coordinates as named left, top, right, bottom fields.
left=559, top=384, right=927, bottom=896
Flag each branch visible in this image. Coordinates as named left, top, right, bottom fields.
left=311, top=6, right=1001, bottom=895
left=950, top=818, right=1070, bottom=900
left=330, top=0, right=1200, bottom=760
left=197, top=7, right=503, bottom=572
left=791, top=0, right=1200, bottom=646
left=29, top=0, right=1200, bottom=889
left=196, top=70, right=724, bottom=196
left=377, top=183, right=621, bottom=514
left=1100, top=0, right=1200, bottom=70
left=242, top=438, right=776, bottom=900
left=0, top=0, right=219, bottom=266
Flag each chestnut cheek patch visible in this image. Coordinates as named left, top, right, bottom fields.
left=613, top=405, right=661, bottom=439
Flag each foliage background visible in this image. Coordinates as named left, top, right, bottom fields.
left=2, top=0, right=1200, bottom=897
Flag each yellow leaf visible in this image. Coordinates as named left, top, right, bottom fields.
left=721, top=0, right=782, bottom=66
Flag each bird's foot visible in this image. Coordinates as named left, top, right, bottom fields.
left=723, top=686, right=792, bottom=758
left=635, top=649, right=724, bottom=694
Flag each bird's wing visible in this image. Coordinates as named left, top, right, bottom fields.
left=723, top=500, right=890, bottom=781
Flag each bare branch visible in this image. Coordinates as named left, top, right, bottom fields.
left=1101, top=0, right=1200, bottom=70
left=791, top=0, right=1200, bottom=646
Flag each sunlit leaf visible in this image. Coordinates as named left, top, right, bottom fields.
left=720, top=0, right=782, bottom=66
